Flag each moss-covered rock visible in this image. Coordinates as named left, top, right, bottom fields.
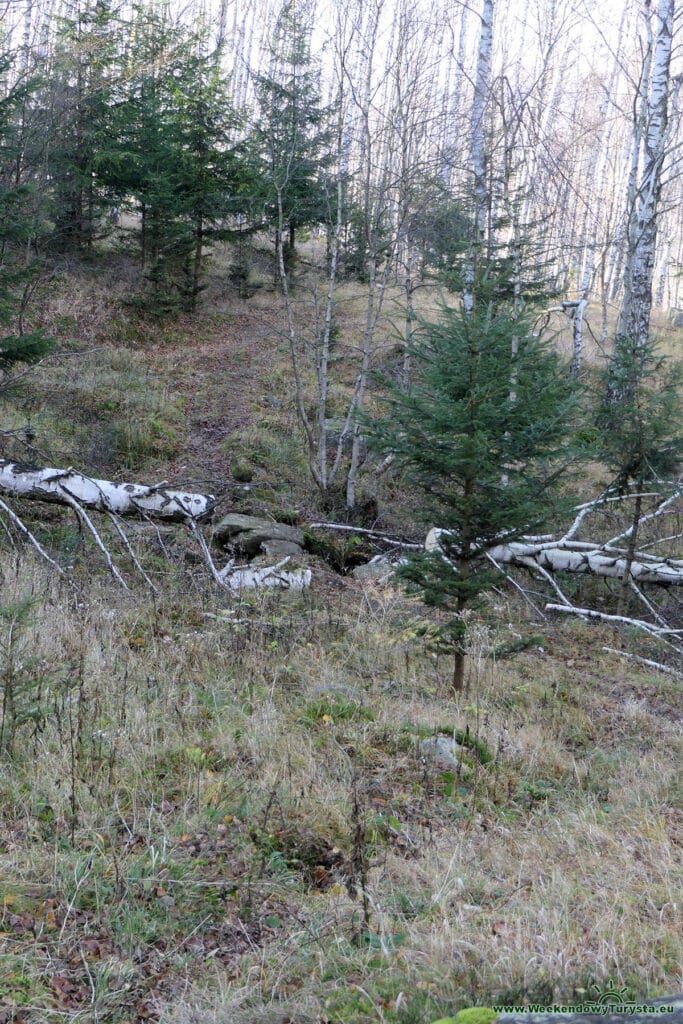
left=231, top=460, right=254, bottom=483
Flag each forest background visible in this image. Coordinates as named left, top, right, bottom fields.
left=0, top=0, right=680, bottom=1022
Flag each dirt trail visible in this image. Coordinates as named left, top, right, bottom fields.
left=162, top=308, right=283, bottom=500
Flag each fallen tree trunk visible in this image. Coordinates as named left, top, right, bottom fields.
left=487, top=539, right=683, bottom=586
left=0, top=460, right=311, bottom=591
left=426, top=529, right=683, bottom=586
left=0, top=460, right=215, bottom=522
left=218, top=558, right=312, bottom=591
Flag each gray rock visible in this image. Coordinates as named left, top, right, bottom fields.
left=261, top=539, right=305, bottom=558
left=214, top=514, right=275, bottom=538
left=351, top=556, right=395, bottom=581
left=419, top=734, right=467, bottom=767
left=235, top=528, right=304, bottom=557
left=214, top=514, right=305, bottom=554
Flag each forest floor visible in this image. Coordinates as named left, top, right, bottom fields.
left=0, top=250, right=680, bottom=1024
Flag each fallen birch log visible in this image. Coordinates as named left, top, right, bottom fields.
left=0, top=461, right=312, bottom=591
left=426, top=529, right=683, bottom=586
left=218, top=563, right=312, bottom=591
left=0, top=460, right=215, bottom=522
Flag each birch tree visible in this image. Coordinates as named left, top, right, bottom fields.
left=616, top=0, right=674, bottom=355
left=463, top=0, right=494, bottom=316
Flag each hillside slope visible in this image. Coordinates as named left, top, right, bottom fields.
left=0, top=259, right=680, bottom=1024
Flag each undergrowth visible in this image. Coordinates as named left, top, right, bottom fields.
left=0, top=262, right=679, bottom=1023
left=0, top=553, right=679, bottom=1024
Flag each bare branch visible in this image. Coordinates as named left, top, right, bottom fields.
left=107, top=513, right=159, bottom=594
left=0, top=496, right=64, bottom=574
left=61, top=493, right=129, bottom=590
left=601, top=646, right=683, bottom=680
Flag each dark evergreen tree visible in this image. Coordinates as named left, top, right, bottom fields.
left=365, top=281, right=579, bottom=690
left=98, top=8, right=248, bottom=313
left=165, top=49, right=247, bottom=310
left=96, top=6, right=181, bottom=272
left=0, top=54, right=54, bottom=377
left=44, top=0, right=121, bottom=253
left=409, top=190, right=470, bottom=282
left=254, top=0, right=331, bottom=269
left=438, top=199, right=558, bottom=309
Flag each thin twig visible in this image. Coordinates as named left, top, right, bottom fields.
left=145, top=515, right=172, bottom=561
left=603, top=488, right=682, bottom=549
left=61, top=493, right=129, bottom=589
left=561, top=489, right=661, bottom=543
left=107, top=513, right=158, bottom=593
left=561, top=487, right=613, bottom=541
left=527, top=557, right=574, bottom=606
left=639, top=531, right=683, bottom=551
left=0, top=511, right=16, bottom=548
left=545, top=603, right=683, bottom=657
left=0, top=496, right=64, bottom=573
left=485, top=552, right=547, bottom=619
left=307, top=521, right=423, bottom=549
left=250, top=555, right=290, bottom=580
left=629, top=579, right=669, bottom=628
left=187, top=519, right=227, bottom=587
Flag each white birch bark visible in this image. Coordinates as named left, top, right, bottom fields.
left=218, top=559, right=311, bottom=591
left=570, top=298, right=588, bottom=377
left=463, top=0, right=494, bottom=317
left=571, top=8, right=626, bottom=372
left=426, top=529, right=683, bottom=587
left=0, top=461, right=215, bottom=521
left=617, top=0, right=674, bottom=350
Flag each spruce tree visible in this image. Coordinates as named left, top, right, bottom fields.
left=45, top=0, right=120, bottom=253
left=165, top=49, right=247, bottom=311
left=365, top=280, right=578, bottom=691
left=98, top=9, right=247, bottom=314
left=0, top=54, right=53, bottom=377
left=254, top=0, right=331, bottom=269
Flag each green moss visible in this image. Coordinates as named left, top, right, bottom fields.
left=455, top=1010, right=498, bottom=1024
left=232, top=459, right=254, bottom=482
left=303, top=528, right=375, bottom=573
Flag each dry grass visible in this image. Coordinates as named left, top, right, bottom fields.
left=0, top=550, right=679, bottom=1023
left=0, top=253, right=681, bottom=1023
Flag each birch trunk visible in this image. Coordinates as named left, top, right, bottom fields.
left=0, top=461, right=215, bottom=522
left=617, top=0, right=674, bottom=352
left=426, top=529, right=683, bottom=587
left=463, top=0, right=494, bottom=317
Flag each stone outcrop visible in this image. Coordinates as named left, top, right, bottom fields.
left=418, top=734, right=468, bottom=768
left=351, top=554, right=405, bottom=581
left=213, top=514, right=305, bottom=558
